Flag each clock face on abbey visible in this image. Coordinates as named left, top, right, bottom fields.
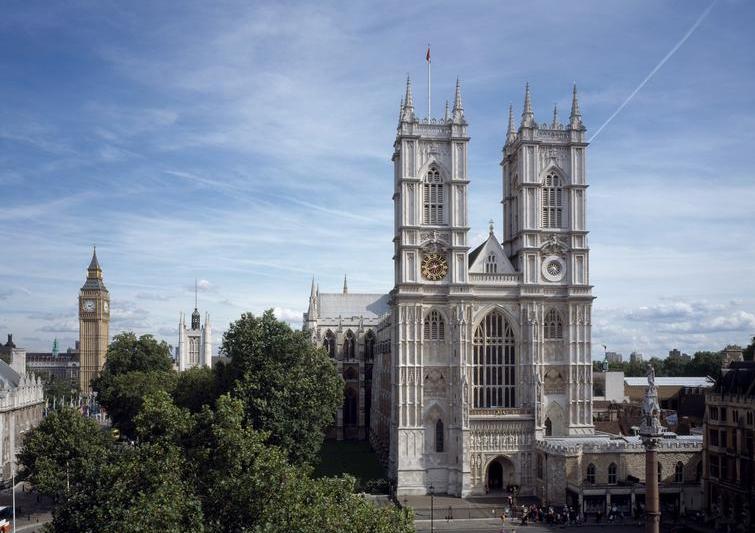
left=421, top=253, right=448, bottom=281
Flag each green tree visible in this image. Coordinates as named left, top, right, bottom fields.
left=51, top=442, right=204, bottom=533
left=134, top=390, right=194, bottom=445
left=97, top=370, right=178, bottom=438
left=19, top=407, right=111, bottom=500
left=173, top=366, right=217, bottom=413
left=663, top=352, right=690, bottom=377
left=221, top=311, right=342, bottom=465
left=689, top=351, right=724, bottom=380
left=743, top=336, right=755, bottom=362
left=93, top=332, right=178, bottom=439
left=41, top=374, right=78, bottom=402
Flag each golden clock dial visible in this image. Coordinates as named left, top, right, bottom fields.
left=421, top=253, right=448, bottom=281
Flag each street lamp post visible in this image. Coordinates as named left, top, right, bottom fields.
left=429, top=484, right=434, bottom=533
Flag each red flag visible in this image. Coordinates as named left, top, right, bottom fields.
left=426, top=46, right=430, bottom=63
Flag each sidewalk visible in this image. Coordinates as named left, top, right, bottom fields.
left=0, top=482, right=53, bottom=532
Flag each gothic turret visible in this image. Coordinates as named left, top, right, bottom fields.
left=400, top=77, right=416, bottom=123
left=570, top=84, right=584, bottom=130
left=551, top=104, right=559, bottom=129
left=451, top=77, right=465, bottom=123
left=506, top=104, right=516, bottom=144
left=521, top=82, right=535, bottom=128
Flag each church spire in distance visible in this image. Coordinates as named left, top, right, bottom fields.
left=343, top=274, right=348, bottom=294
left=191, top=278, right=200, bottom=330
left=551, top=104, right=559, bottom=128
left=452, top=77, right=464, bottom=123
left=400, top=76, right=415, bottom=123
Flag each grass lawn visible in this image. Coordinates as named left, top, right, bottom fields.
left=314, top=440, right=386, bottom=486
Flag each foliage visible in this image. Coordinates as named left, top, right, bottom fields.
left=221, top=310, right=342, bottom=465
left=96, top=370, right=177, bottom=439
left=172, top=366, right=217, bottom=413
left=134, top=390, right=194, bottom=445
left=92, top=331, right=178, bottom=439
left=19, top=407, right=111, bottom=501
left=97, top=332, right=173, bottom=376
left=50, top=442, right=203, bottom=533
left=41, top=374, right=78, bottom=401
left=745, top=337, right=755, bottom=362
left=594, top=350, right=725, bottom=380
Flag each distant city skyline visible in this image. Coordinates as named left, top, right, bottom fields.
left=1, top=0, right=753, bottom=357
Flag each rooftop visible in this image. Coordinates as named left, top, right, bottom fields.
left=317, top=293, right=389, bottom=320
left=624, top=376, right=714, bottom=388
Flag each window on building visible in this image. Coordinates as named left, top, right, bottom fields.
left=423, top=167, right=444, bottom=225
left=710, top=429, right=719, bottom=447
left=485, top=253, right=498, bottom=274
left=324, top=330, right=336, bottom=357
left=720, top=430, right=727, bottom=448
left=542, top=173, right=563, bottom=229
left=537, top=454, right=544, bottom=479
left=343, top=330, right=355, bottom=359
left=472, top=311, right=516, bottom=408
left=674, top=462, right=684, bottom=483
left=608, top=463, right=618, bottom=484
left=435, top=419, right=444, bottom=453
left=747, top=411, right=753, bottom=425
left=365, top=330, right=376, bottom=361
left=423, top=310, right=445, bottom=341
left=696, top=461, right=703, bottom=482
left=544, top=309, right=563, bottom=339
left=710, top=406, right=719, bottom=420
left=710, top=455, right=720, bottom=479
left=586, top=463, right=596, bottom=484
left=545, top=417, right=552, bottom=436
left=657, top=462, right=663, bottom=482
left=721, top=407, right=727, bottom=422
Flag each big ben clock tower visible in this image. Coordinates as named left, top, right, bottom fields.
left=78, top=247, right=110, bottom=391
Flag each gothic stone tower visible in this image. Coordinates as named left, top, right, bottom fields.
left=78, top=248, right=110, bottom=391
left=501, top=84, right=594, bottom=441
left=386, top=79, right=594, bottom=497
left=390, top=78, right=471, bottom=495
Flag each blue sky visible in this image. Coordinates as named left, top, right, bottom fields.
left=1, top=0, right=754, bottom=359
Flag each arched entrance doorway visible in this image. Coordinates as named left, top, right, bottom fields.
left=486, top=456, right=514, bottom=492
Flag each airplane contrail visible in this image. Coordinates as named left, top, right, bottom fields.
left=589, top=0, right=717, bottom=143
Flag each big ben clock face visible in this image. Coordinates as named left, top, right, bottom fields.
left=83, top=300, right=95, bottom=312
left=421, top=253, right=448, bottom=281
left=103, top=301, right=109, bottom=313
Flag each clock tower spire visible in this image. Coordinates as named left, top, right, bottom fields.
left=79, top=246, right=110, bottom=391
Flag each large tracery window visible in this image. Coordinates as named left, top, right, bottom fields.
left=472, top=311, right=516, bottom=408
left=343, top=330, right=355, bottom=359
left=324, top=330, right=336, bottom=357
left=423, top=167, right=444, bottom=225
left=544, top=309, right=563, bottom=339
left=542, top=173, right=563, bottom=229
left=423, top=310, right=445, bottom=341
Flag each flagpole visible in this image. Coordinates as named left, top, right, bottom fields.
left=427, top=43, right=431, bottom=119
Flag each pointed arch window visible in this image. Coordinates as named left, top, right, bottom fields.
left=542, top=173, right=563, bottom=229
left=544, top=309, right=563, bottom=339
left=343, top=331, right=355, bottom=359
left=324, top=331, right=336, bottom=357
left=586, top=463, right=596, bottom=484
left=423, top=167, right=444, bottom=225
left=472, top=311, right=516, bottom=408
left=365, top=330, right=376, bottom=361
left=485, top=253, right=498, bottom=274
left=435, top=419, right=444, bottom=452
left=424, top=310, right=445, bottom=341
left=608, top=463, right=618, bottom=484
left=344, top=387, right=357, bottom=425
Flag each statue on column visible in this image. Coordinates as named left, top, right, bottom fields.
left=640, top=363, right=663, bottom=436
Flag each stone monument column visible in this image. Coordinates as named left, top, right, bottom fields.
left=639, top=364, right=663, bottom=533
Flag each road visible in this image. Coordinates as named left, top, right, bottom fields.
left=414, top=519, right=644, bottom=533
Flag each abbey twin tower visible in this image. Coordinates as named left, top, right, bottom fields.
left=304, top=77, right=594, bottom=497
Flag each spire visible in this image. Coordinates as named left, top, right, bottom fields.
left=521, top=82, right=535, bottom=127
left=88, top=245, right=101, bottom=271
left=570, top=83, right=583, bottom=129
left=400, top=76, right=415, bottom=122
left=191, top=278, right=200, bottom=330
left=310, top=276, right=316, bottom=300
left=343, top=274, right=348, bottom=294
left=506, top=104, right=516, bottom=143
left=452, top=77, right=464, bottom=123
left=444, top=100, right=449, bottom=122
left=551, top=104, right=559, bottom=129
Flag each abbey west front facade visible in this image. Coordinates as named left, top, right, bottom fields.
left=305, top=77, right=595, bottom=497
